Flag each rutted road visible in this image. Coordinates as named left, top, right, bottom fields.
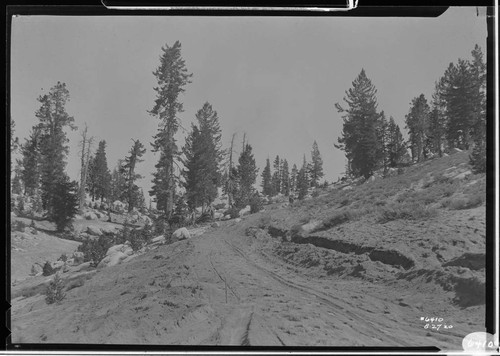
left=184, top=225, right=461, bottom=347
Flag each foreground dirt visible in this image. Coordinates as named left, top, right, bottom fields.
left=11, top=214, right=485, bottom=349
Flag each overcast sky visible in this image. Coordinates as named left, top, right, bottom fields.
left=11, top=8, right=487, bottom=201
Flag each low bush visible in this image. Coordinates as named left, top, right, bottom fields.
left=225, top=206, right=240, bottom=219
left=77, top=235, right=114, bottom=267
left=249, top=195, right=263, bottom=214
left=258, top=215, right=272, bottom=229
left=45, top=273, right=66, bottom=305
left=444, top=195, right=484, bottom=210
left=11, top=220, right=28, bottom=232
left=377, top=202, right=437, bottom=223
left=42, top=261, right=55, bottom=276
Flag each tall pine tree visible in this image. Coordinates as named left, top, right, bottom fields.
left=19, top=128, right=41, bottom=196
left=309, top=141, right=324, bottom=187
left=281, top=159, right=290, bottom=196
left=121, top=140, right=147, bottom=212
left=149, top=41, right=192, bottom=219
left=335, top=69, right=382, bottom=179
left=271, top=155, right=281, bottom=196
left=386, top=117, right=407, bottom=168
left=35, top=82, right=77, bottom=221
left=182, top=102, right=224, bottom=212
left=261, top=158, right=273, bottom=196
left=405, top=94, right=430, bottom=162
left=93, top=140, right=111, bottom=202
left=235, top=143, right=258, bottom=208
left=297, top=155, right=309, bottom=200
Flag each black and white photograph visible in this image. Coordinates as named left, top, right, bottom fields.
left=7, top=5, right=495, bottom=351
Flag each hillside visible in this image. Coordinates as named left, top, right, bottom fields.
left=10, top=150, right=486, bottom=349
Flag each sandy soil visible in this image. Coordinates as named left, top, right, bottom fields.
left=11, top=214, right=485, bottom=349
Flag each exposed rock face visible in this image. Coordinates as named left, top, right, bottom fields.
left=86, top=225, right=103, bottom=236
left=97, top=244, right=134, bottom=269
left=172, top=227, right=191, bottom=240
left=84, top=212, right=98, bottom=220
left=239, top=205, right=251, bottom=217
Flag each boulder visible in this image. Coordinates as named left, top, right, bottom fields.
left=72, top=251, right=85, bottom=265
left=30, top=263, right=43, bottom=276
left=97, top=252, right=129, bottom=269
left=51, top=261, right=65, bottom=271
left=214, top=212, right=224, bottom=220
left=301, top=220, right=323, bottom=234
left=100, top=224, right=118, bottom=235
left=86, top=225, right=103, bottom=236
left=172, top=227, right=191, bottom=240
left=453, top=170, right=472, bottom=181
left=211, top=222, right=220, bottom=228
left=234, top=218, right=242, bottom=223
left=84, top=212, right=98, bottom=220
left=151, top=235, right=166, bottom=244
left=222, top=215, right=231, bottom=221
left=97, top=244, right=134, bottom=269
left=239, top=205, right=251, bottom=217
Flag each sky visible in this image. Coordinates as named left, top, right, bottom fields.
left=10, top=8, right=487, bottom=202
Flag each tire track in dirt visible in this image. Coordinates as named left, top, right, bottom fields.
left=223, top=237, right=421, bottom=346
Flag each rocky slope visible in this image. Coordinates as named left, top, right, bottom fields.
left=10, top=150, right=487, bottom=349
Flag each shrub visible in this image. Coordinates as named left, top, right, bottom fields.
left=42, top=261, right=55, bottom=276
left=258, top=215, right=272, bottom=229
left=77, top=235, right=113, bottom=267
left=58, top=254, right=68, bottom=263
left=11, top=220, right=28, bottom=232
left=311, top=190, right=320, bottom=198
left=225, top=206, right=240, bottom=219
left=377, top=202, right=437, bottom=223
left=51, top=179, right=79, bottom=232
left=129, top=230, right=143, bottom=252
left=45, top=273, right=66, bottom=304
left=445, top=195, right=484, bottom=210
left=249, top=195, right=263, bottom=214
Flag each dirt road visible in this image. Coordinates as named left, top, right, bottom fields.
left=11, top=220, right=481, bottom=348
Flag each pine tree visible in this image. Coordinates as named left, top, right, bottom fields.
left=441, top=60, right=475, bottom=150
left=10, top=119, right=20, bottom=153
left=271, top=155, right=281, bottom=196
left=469, top=44, right=487, bottom=173
left=121, top=140, right=146, bottom=212
left=52, top=177, right=79, bottom=232
left=86, top=156, right=97, bottom=201
left=405, top=94, right=430, bottom=162
left=281, top=159, right=290, bottom=196
left=19, top=128, right=41, bottom=196
left=309, top=141, right=324, bottom=187
left=109, top=160, right=126, bottom=203
left=149, top=41, right=193, bottom=219
left=235, top=143, right=258, bottom=208
left=223, top=133, right=238, bottom=207
left=427, top=80, right=447, bottom=157
left=35, top=82, right=77, bottom=220
left=335, top=69, right=382, bottom=179
left=386, top=117, right=407, bottom=168
left=297, top=155, right=309, bottom=200
left=11, top=161, right=23, bottom=195
left=93, top=140, right=111, bottom=202
left=290, top=164, right=298, bottom=195
left=182, top=103, right=224, bottom=212
left=261, top=158, right=273, bottom=196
